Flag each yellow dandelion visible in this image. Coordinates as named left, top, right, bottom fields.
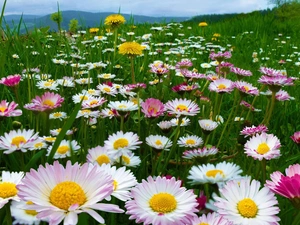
left=199, top=22, right=208, bottom=27
left=89, top=27, right=99, bottom=34
left=119, top=42, right=144, bottom=57
left=104, top=14, right=126, bottom=27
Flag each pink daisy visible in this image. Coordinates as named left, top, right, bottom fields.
left=209, top=51, right=232, bottom=62
left=275, top=90, right=294, bottom=101
left=141, top=98, right=165, bottom=118
left=0, top=74, right=21, bottom=87
left=230, top=67, right=252, bottom=77
left=208, top=78, right=234, bottom=93
left=240, top=124, right=268, bottom=137
left=244, top=132, right=281, bottom=160
left=234, top=81, right=259, bottom=96
left=259, top=67, right=283, bottom=77
left=190, top=212, right=232, bottom=225
left=0, top=100, right=22, bottom=117
left=164, top=98, right=200, bottom=117
left=17, top=161, right=124, bottom=225
left=125, top=176, right=198, bottom=225
left=266, top=164, right=300, bottom=205
left=290, top=131, right=300, bottom=144
left=175, top=58, right=193, bottom=69
left=24, top=92, right=64, bottom=112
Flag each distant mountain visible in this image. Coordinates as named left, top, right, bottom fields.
left=2, top=11, right=190, bottom=33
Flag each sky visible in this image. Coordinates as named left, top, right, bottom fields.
left=2, top=0, right=274, bottom=17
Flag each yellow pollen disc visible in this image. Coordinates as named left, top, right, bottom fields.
left=206, top=169, right=224, bottom=178
left=113, top=138, right=129, bottom=149
left=217, top=84, right=227, bottom=90
left=34, top=142, right=44, bottom=148
left=96, top=154, right=110, bottom=165
left=25, top=201, right=38, bottom=216
left=149, top=192, right=177, bottom=214
left=0, top=106, right=7, bottom=112
left=88, top=90, right=95, bottom=94
left=199, top=223, right=209, bottom=225
left=257, top=143, right=270, bottom=155
left=103, top=87, right=111, bottom=92
left=113, top=180, right=118, bottom=191
left=81, top=79, right=87, bottom=83
left=11, top=136, right=26, bottom=148
left=148, top=107, right=158, bottom=114
left=57, top=145, right=70, bottom=154
left=243, top=86, right=250, bottom=92
left=176, top=104, right=188, bottom=112
left=131, top=98, right=138, bottom=105
left=0, top=182, right=17, bottom=198
left=103, top=74, right=110, bottom=79
left=44, top=82, right=52, bottom=87
left=155, top=140, right=163, bottom=146
left=122, top=155, right=131, bottom=164
left=53, top=112, right=62, bottom=117
left=211, top=76, right=218, bottom=80
left=45, top=137, right=56, bottom=142
left=81, top=109, right=91, bottom=114
left=237, top=198, right=258, bottom=218
left=118, top=104, right=127, bottom=109
left=186, top=139, right=196, bottom=145
left=50, top=181, right=86, bottom=211
left=43, top=99, right=55, bottom=107
left=89, top=100, right=98, bottom=105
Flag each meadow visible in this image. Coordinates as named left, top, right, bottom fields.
left=0, top=4, right=300, bottom=225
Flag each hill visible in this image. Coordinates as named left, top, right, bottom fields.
left=2, top=11, right=190, bottom=33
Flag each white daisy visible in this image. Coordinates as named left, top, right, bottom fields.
left=46, top=140, right=80, bottom=159
left=86, top=145, right=115, bottom=166
left=115, top=151, right=141, bottom=167
left=146, top=134, right=173, bottom=150
left=177, top=135, right=203, bottom=148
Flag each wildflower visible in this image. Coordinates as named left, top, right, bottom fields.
left=125, top=176, right=198, bottom=225
left=97, top=83, right=118, bottom=96
left=259, top=67, right=283, bottom=77
left=82, top=97, right=107, bottom=109
left=177, top=135, right=203, bottom=148
left=209, top=51, right=232, bottom=62
left=0, top=74, right=21, bottom=87
left=258, top=75, right=294, bottom=92
left=230, top=67, right=252, bottom=78
left=104, top=131, right=142, bottom=157
left=86, top=145, right=115, bottom=166
left=0, top=100, right=22, bottom=117
left=234, top=81, right=259, bottom=96
left=104, top=14, right=126, bottom=28
left=165, top=98, right=200, bottom=117
left=97, top=164, right=137, bottom=201
left=89, top=27, right=99, bottom=33
left=275, top=89, right=295, bottom=101
left=157, top=120, right=173, bottom=132
left=214, top=177, right=280, bottom=224
left=10, top=200, right=43, bottom=225
left=182, top=146, right=218, bottom=159
left=244, top=132, right=281, bottom=160
left=240, top=100, right=261, bottom=112
left=0, top=171, right=24, bottom=209
left=141, top=98, right=165, bottom=118
left=290, top=131, right=300, bottom=144
left=119, top=42, right=144, bottom=57
left=146, top=134, right=172, bottom=150
left=240, top=124, right=268, bottom=137
left=188, top=162, right=242, bottom=185
left=36, top=79, right=59, bottom=91
left=49, top=111, right=67, bottom=120
left=170, top=117, right=191, bottom=127
left=175, top=58, right=193, bottom=70
left=46, top=140, right=80, bottom=159
left=190, top=212, right=231, bottom=225
left=24, top=92, right=64, bottom=113
left=76, top=109, right=100, bottom=119
left=198, top=22, right=208, bottom=27
left=0, top=129, right=39, bottom=154
left=266, top=163, right=300, bottom=209
left=17, top=161, right=124, bottom=225
left=115, top=151, right=141, bottom=167
left=108, top=100, right=138, bottom=114
left=209, top=78, right=234, bottom=93
left=199, top=119, right=218, bottom=133
left=98, top=73, right=116, bottom=79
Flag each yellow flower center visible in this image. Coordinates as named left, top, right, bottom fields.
left=113, top=180, right=118, bottom=191
left=118, top=104, right=127, bottom=109
left=53, top=112, right=62, bottom=117
left=80, top=96, right=89, bottom=100
left=243, top=86, right=250, bottom=92
left=186, top=139, right=196, bottom=145
left=81, top=109, right=91, bottom=114
left=0, top=106, right=7, bottom=112
left=122, top=155, right=131, bottom=164
left=96, top=154, right=110, bottom=165
left=34, top=142, right=44, bottom=148
left=103, top=87, right=111, bottom=92
left=0, top=182, right=17, bottom=198
left=113, top=138, right=129, bottom=150
left=155, top=140, right=163, bottom=146
left=11, top=136, right=26, bottom=148
left=217, top=84, right=227, bottom=90
left=257, top=143, right=270, bottom=155
left=199, top=223, right=209, bottom=225
left=50, top=181, right=86, bottom=211
left=57, top=145, right=70, bottom=154
left=89, top=100, right=99, bottom=106
left=43, top=99, right=55, bottom=107
left=44, top=82, right=52, bottom=87
left=206, top=169, right=224, bottom=178
left=103, top=74, right=111, bottom=79
left=149, top=192, right=177, bottom=214
left=25, top=201, right=38, bottom=216
left=148, top=107, right=158, bottom=114
left=176, top=104, right=188, bottom=112
left=237, top=198, right=258, bottom=218
left=44, top=137, right=56, bottom=142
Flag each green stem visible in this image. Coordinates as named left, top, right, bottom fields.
left=261, top=159, right=267, bottom=184
left=4, top=202, right=12, bottom=225
left=120, top=115, right=124, bottom=132
left=245, top=85, right=266, bottom=121
left=292, top=210, right=300, bottom=225
left=263, top=91, right=276, bottom=126
left=130, top=57, right=135, bottom=83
